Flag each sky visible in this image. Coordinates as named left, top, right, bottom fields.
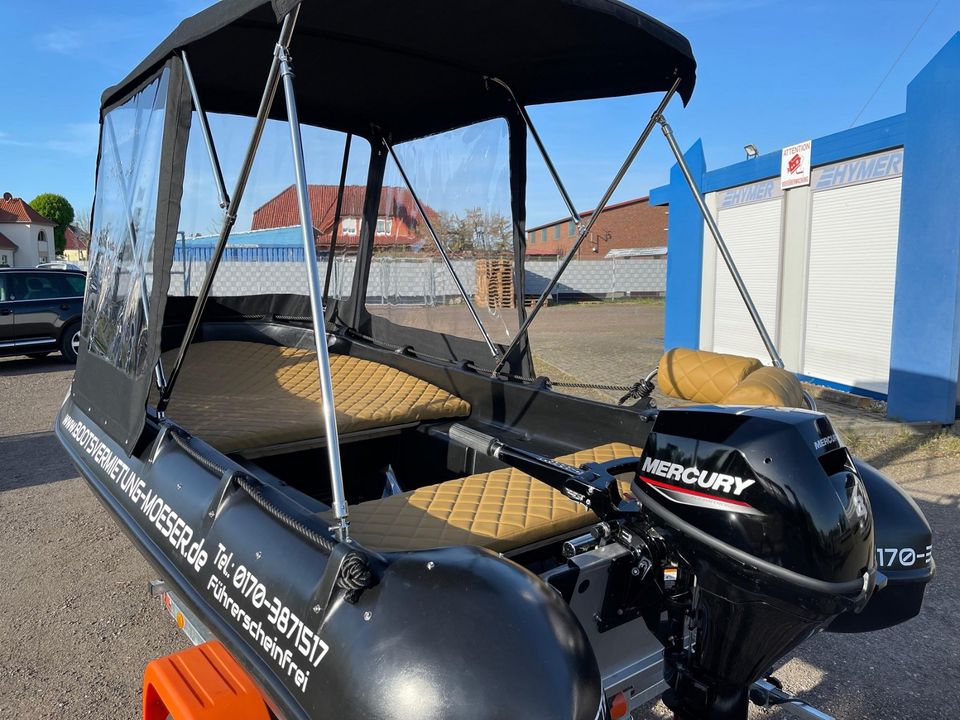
left=0, top=0, right=957, bottom=230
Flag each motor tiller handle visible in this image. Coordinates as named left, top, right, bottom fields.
left=448, top=424, right=627, bottom=520
left=448, top=423, right=501, bottom=457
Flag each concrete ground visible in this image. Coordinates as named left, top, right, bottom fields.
left=1, top=301, right=956, bottom=718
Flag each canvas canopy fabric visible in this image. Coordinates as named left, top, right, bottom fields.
left=101, top=0, right=696, bottom=143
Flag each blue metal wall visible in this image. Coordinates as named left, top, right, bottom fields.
left=172, top=246, right=308, bottom=262
left=651, top=33, right=960, bottom=423
left=887, top=36, right=960, bottom=422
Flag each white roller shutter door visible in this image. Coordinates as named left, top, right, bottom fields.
left=802, top=177, right=901, bottom=394
left=711, top=200, right=782, bottom=361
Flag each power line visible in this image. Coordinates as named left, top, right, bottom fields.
left=849, top=0, right=942, bottom=128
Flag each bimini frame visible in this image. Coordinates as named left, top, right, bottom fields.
left=154, top=4, right=797, bottom=543
left=153, top=7, right=357, bottom=538
left=492, top=79, right=785, bottom=376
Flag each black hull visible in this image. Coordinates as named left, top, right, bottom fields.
left=56, top=400, right=604, bottom=720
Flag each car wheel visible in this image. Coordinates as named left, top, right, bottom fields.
left=60, top=322, right=82, bottom=363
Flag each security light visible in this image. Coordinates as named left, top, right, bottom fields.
left=744, top=144, right=759, bottom=159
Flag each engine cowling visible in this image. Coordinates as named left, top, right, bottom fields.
left=631, top=406, right=880, bottom=718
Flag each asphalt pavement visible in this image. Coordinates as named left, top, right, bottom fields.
left=0, top=324, right=957, bottom=718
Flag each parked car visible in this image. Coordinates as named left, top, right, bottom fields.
left=37, top=261, right=85, bottom=271
left=0, top=267, right=86, bottom=362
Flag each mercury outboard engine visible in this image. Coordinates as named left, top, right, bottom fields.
left=630, top=406, right=881, bottom=719
left=450, top=405, right=933, bottom=720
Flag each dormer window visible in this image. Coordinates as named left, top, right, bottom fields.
left=340, top=217, right=358, bottom=236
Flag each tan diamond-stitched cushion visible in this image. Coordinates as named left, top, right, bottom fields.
left=154, top=341, right=470, bottom=452
left=721, top=365, right=804, bottom=408
left=327, top=442, right=643, bottom=553
left=658, top=347, right=762, bottom=404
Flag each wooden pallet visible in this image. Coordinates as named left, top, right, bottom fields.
left=475, top=257, right=516, bottom=309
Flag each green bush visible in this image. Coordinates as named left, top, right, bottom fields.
left=29, top=193, right=75, bottom=255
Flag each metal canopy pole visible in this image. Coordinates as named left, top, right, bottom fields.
left=493, top=78, right=681, bottom=375
left=658, top=117, right=785, bottom=369
left=158, top=10, right=299, bottom=414
left=277, top=45, right=350, bottom=540
left=487, top=77, right=582, bottom=226
left=383, top=139, right=499, bottom=357
left=322, top=133, right=352, bottom=303
left=181, top=51, right=230, bottom=210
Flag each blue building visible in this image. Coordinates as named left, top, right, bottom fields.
left=651, top=34, right=960, bottom=424
left=175, top=226, right=310, bottom=262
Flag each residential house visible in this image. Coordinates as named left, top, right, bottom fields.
left=0, top=192, right=56, bottom=267
left=251, top=184, right=424, bottom=253
left=63, top=224, right=89, bottom=263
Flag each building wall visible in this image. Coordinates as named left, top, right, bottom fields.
left=526, top=198, right=667, bottom=259
left=652, top=33, right=960, bottom=423
left=0, top=222, right=54, bottom=267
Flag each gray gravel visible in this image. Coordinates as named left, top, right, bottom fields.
left=1, top=356, right=185, bottom=719
left=0, top=321, right=956, bottom=719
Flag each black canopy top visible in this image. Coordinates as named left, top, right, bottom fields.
left=101, top=0, right=696, bottom=142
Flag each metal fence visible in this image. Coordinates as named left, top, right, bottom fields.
left=164, top=256, right=666, bottom=303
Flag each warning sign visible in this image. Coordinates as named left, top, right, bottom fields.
left=780, top=140, right=812, bottom=189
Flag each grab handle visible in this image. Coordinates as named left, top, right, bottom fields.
left=449, top=423, right=501, bottom=457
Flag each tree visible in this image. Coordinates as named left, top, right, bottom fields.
left=29, top=193, right=75, bottom=255
left=413, top=207, right=513, bottom=256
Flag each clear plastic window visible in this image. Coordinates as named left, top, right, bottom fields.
left=367, top=118, right=518, bottom=349
left=83, top=69, right=168, bottom=375
left=172, top=114, right=370, bottom=302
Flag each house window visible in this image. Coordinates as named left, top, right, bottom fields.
left=568, top=220, right=576, bottom=236
left=0, top=253, right=8, bottom=267
left=540, top=228, right=547, bottom=243
left=553, top=225, right=561, bottom=240
left=340, top=217, right=358, bottom=236
left=376, top=217, right=393, bottom=235
left=38, top=230, right=47, bottom=244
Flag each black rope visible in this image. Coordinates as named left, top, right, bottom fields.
left=167, top=430, right=373, bottom=593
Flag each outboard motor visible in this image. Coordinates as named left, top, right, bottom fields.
left=630, top=406, right=931, bottom=719
left=449, top=405, right=933, bottom=720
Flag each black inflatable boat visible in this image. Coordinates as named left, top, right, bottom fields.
left=56, top=2, right=934, bottom=719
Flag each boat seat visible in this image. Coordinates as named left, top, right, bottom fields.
left=658, top=347, right=804, bottom=408
left=323, top=442, right=643, bottom=553
left=155, top=340, right=470, bottom=454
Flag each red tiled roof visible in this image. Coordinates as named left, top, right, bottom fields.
left=0, top=194, right=54, bottom=224
left=0, top=231, right=18, bottom=251
left=64, top=225, right=87, bottom=250
left=251, top=185, right=424, bottom=247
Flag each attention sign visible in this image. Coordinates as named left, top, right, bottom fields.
left=780, top=140, right=812, bottom=189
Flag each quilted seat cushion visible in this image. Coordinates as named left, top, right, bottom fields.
left=658, top=347, right=762, bottom=404
left=326, top=442, right=643, bottom=553
left=721, top=365, right=804, bottom=408
left=156, top=341, right=470, bottom=452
